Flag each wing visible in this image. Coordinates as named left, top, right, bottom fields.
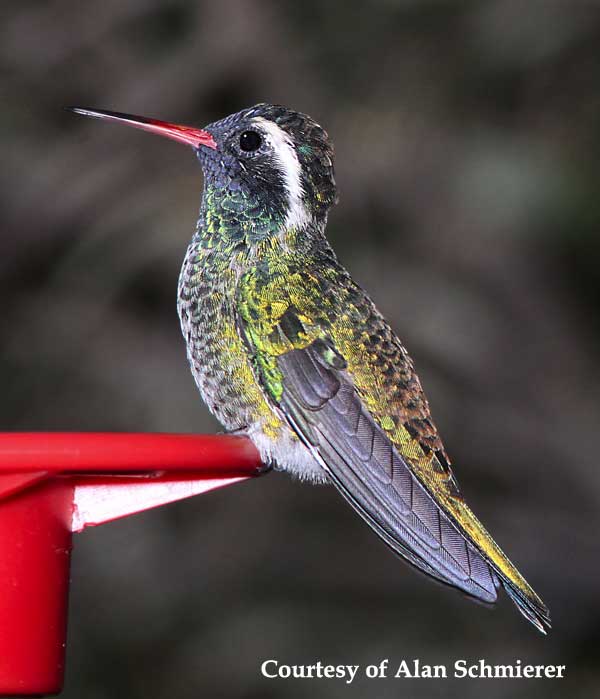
left=236, top=263, right=550, bottom=632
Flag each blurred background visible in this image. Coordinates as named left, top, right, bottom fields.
left=1, top=0, right=599, bottom=697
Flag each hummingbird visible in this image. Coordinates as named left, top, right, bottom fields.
left=68, top=103, right=550, bottom=633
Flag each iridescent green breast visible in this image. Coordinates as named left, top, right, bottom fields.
left=177, top=237, right=284, bottom=437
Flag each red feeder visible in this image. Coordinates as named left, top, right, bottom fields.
left=0, top=433, right=263, bottom=696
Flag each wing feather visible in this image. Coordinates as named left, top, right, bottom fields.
left=236, top=266, right=550, bottom=632
left=278, top=345, right=499, bottom=602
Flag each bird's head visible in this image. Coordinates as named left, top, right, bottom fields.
left=68, top=103, right=337, bottom=234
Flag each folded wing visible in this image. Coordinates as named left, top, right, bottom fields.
left=278, top=340, right=500, bottom=603
left=236, top=267, right=550, bottom=633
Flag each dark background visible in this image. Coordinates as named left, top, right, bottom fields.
left=2, top=1, right=599, bottom=697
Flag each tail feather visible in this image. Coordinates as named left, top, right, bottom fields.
left=435, top=497, right=551, bottom=633
left=501, top=577, right=551, bottom=634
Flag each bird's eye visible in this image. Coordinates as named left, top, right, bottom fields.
left=239, top=130, right=262, bottom=152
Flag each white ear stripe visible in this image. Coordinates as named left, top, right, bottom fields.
left=253, top=117, right=312, bottom=230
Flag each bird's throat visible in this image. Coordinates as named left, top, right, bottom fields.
left=193, top=183, right=327, bottom=261
left=196, top=183, right=287, bottom=250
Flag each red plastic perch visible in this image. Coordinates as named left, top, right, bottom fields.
left=0, top=433, right=263, bottom=696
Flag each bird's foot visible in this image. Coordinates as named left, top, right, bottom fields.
left=218, top=426, right=249, bottom=437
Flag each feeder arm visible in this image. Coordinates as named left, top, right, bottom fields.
left=0, top=432, right=263, bottom=696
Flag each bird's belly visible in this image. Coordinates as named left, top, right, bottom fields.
left=247, top=424, right=328, bottom=483
left=177, top=290, right=326, bottom=482
left=178, top=292, right=273, bottom=431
